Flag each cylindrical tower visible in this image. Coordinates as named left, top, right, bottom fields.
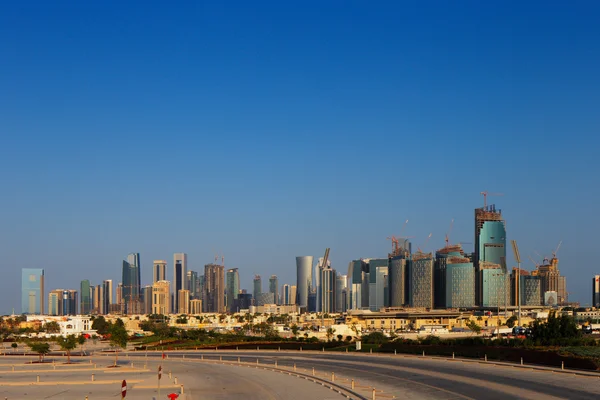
left=296, top=256, right=313, bottom=307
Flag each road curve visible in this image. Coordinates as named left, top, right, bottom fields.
left=136, top=350, right=600, bottom=400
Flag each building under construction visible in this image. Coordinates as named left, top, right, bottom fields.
left=474, top=204, right=506, bottom=307
left=435, top=244, right=475, bottom=308
left=532, top=254, right=567, bottom=305
left=409, top=251, right=434, bottom=308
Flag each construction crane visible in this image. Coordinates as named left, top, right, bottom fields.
left=444, top=219, right=454, bottom=247
left=552, top=240, right=562, bottom=259
left=386, top=236, right=399, bottom=254
left=417, top=233, right=432, bottom=253
left=528, top=255, right=540, bottom=269
left=480, top=191, right=504, bottom=208
left=322, top=248, right=330, bottom=270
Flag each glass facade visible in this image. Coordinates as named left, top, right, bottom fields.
left=295, top=256, right=313, bottom=307
left=481, top=266, right=508, bottom=308
left=21, top=268, right=44, bottom=314
left=446, top=261, right=475, bottom=308
left=321, top=268, right=336, bottom=313
left=409, top=254, right=434, bottom=308
left=80, top=279, right=91, bottom=315
left=269, top=275, right=278, bottom=305
left=368, top=258, right=388, bottom=311
left=521, top=275, right=541, bottom=306
left=475, top=206, right=506, bottom=306
left=122, top=253, right=141, bottom=314
left=253, top=275, right=262, bottom=301
left=226, top=268, right=240, bottom=312
left=173, top=253, right=187, bottom=313
left=594, top=276, right=600, bottom=308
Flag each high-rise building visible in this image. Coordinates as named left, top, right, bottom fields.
left=153, top=260, right=167, bottom=283
left=48, top=291, right=60, bottom=316
left=321, top=267, right=336, bottom=314
left=435, top=245, right=475, bottom=308
left=226, top=268, right=240, bottom=313
left=409, top=252, right=434, bottom=308
left=388, top=239, right=411, bottom=308
left=253, top=275, right=262, bottom=302
left=533, top=255, right=568, bottom=305
left=94, top=284, right=103, bottom=314
left=61, top=290, right=78, bottom=316
left=594, top=275, right=600, bottom=308
left=335, top=274, right=347, bottom=312
left=103, top=280, right=113, bottom=314
left=187, top=271, right=199, bottom=299
left=238, top=293, right=252, bottom=310
left=190, top=299, right=203, bottom=314
left=315, top=257, right=330, bottom=312
left=80, top=280, right=91, bottom=315
left=269, top=275, right=279, bottom=305
left=296, top=256, right=313, bottom=308
left=122, top=253, right=141, bottom=314
left=142, top=285, right=152, bottom=314
left=21, top=268, right=44, bottom=315
left=178, top=289, right=190, bottom=314
left=368, top=258, right=388, bottom=311
left=204, top=263, right=225, bottom=313
left=152, top=280, right=170, bottom=315
left=173, top=253, right=187, bottom=313
left=474, top=204, right=506, bottom=307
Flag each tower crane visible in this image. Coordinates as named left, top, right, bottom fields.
left=552, top=240, right=562, bottom=259
left=417, top=233, right=432, bottom=253
left=445, top=219, right=454, bottom=247
left=480, top=191, right=504, bottom=208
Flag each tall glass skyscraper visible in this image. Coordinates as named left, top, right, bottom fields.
left=80, top=280, right=91, bottom=315
left=226, top=268, right=240, bottom=312
left=253, top=275, right=262, bottom=301
left=594, top=275, right=600, bottom=308
left=296, top=256, right=313, bottom=308
left=474, top=204, right=506, bottom=306
left=22, top=268, right=44, bottom=314
left=122, top=253, right=141, bottom=314
left=435, top=245, right=475, bottom=308
left=173, top=253, right=187, bottom=313
left=269, top=275, right=278, bottom=305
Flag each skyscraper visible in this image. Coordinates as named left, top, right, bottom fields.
left=21, top=268, right=44, bottom=315
left=269, top=275, right=279, bottom=305
left=142, top=285, right=152, bottom=314
left=474, top=204, right=507, bottom=307
left=187, top=271, right=199, bottom=299
left=388, top=239, right=411, bottom=308
left=335, top=274, right=347, bottom=312
left=61, top=290, right=78, bottom=316
left=48, top=291, right=60, bottom=316
left=80, top=280, right=91, bottom=315
left=368, top=258, right=388, bottom=311
left=173, top=253, right=187, bottom=312
left=178, top=289, right=190, bottom=314
left=435, top=244, right=475, bottom=308
left=409, top=252, right=434, bottom=308
left=153, top=260, right=167, bottom=283
left=226, top=268, right=240, bottom=313
left=122, top=253, right=141, bottom=314
left=103, top=280, right=113, bottom=314
left=321, top=267, right=336, bottom=314
left=296, top=256, right=313, bottom=308
left=253, top=275, right=262, bottom=302
left=204, top=263, right=225, bottom=313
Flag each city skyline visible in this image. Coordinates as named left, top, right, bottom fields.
left=2, top=2, right=598, bottom=314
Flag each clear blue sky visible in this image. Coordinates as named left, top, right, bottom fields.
left=1, top=1, right=598, bottom=314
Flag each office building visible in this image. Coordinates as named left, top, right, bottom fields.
left=226, top=268, right=240, bottom=313
left=296, top=256, right=313, bottom=308
left=61, top=290, right=78, bottom=316
left=321, top=267, right=336, bottom=313
left=532, top=255, right=567, bottom=304
left=80, top=280, right=91, bottom=315
left=521, top=275, right=541, bottom=306
left=204, top=263, right=225, bottom=313
left=103, top=280, right=113, bottom=314
left=21, top=268, right=44, bottom=315
left=388, top=239, right=411, bottom=308
left=269, top=275, right=279, bottom=305
left=173, top=253, right=188, bottom=313
left=435, top=245, right=475, bottom=308
left=315, top=257, right=330, bottom=312
left=281, top=284, right=294, bottom=305
left=153, top=260, right=167, bottom=283
left=348, top=260, right=366, bottom=310
left=368, top=258, right=388, bottom=311
left=335, top=274, right=347, bottom=312
left=236, top=293, right=251, bottom=310
left=122, top=253, right=141, bottom=314
left=116, top=282, right=123, bottom=311
left=594, top=275, right=600, bottom=308
left=409, top=252, right=434, bottom=308
left=48, top=291, right=60, bottom=316
left=474, top=204, right=506, bottom=306
left=253, top=275, right=262, bottom=301
left=480, top=262, right=508, bottom=308
left=152, top=280, right=170, bottom=315
left=142, top=285, right=152, bottom=314
left=187, top=271, right=199, bottom=299
left=255, top=292, right=275, bottom=306
left=178, top=289, right=190, bottom=314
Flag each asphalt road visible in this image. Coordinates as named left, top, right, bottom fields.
left=135, top=350, right=600, bottom=400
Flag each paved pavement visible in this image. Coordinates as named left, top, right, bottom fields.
left=139, top=350, right=600, bottom=400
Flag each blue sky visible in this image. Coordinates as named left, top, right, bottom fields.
left=1, top=1, right=598, bottom=314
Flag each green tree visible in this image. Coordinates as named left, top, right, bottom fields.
left=109, top=323, right=128, bottom=366
left=466, top=320, right=482, bottom=335
left=91, top=316, right=110, bottom=335
left=506, top=316, right=518, bottom=328
left=361, top=332, right=389, bottom=345
left=11, top=342, right=17, bottom=353
left=44, top=321, right=61, bottom=334
left=326, top=327, right=335, bottom=341
left=57, top=335, right=78, bottom=363
left=28, top=342, right=50, bottom=362
left=290, top=324, right=299, bottom=338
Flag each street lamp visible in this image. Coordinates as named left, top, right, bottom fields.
left=511, top=240, right=522, bottom=327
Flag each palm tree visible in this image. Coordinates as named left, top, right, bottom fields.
left=326, top=327, right=335, bottom=342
